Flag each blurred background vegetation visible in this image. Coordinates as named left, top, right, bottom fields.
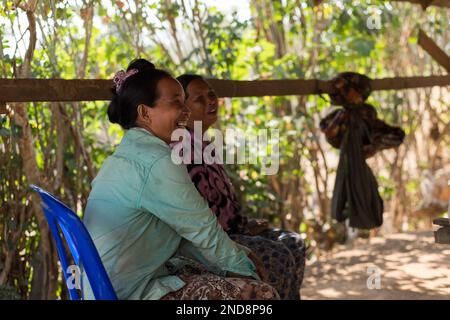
left=0, top=0, right=448, bottom=299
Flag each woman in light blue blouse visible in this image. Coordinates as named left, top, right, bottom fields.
left=81, top=59, right=278, bottom=300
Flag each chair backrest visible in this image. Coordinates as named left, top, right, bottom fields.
left=30, top=185, right=118, bottom=300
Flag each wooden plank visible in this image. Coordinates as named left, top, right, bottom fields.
left=0, top=79, right=112, bottom=102
left=379, top=0, right=449, bottom=9
left=395, top=0, right=450, bottom=9
left=370, top=75, right=450, bottom=91
left=420, top=0, right=449, bottom=8
left=207, top=79, right=333, bottom=97
left=430, top=0, right=450, bottom=7
left=0, top=78, right=332, bottom=101
left=316, top=0, right=450, bottom=8
left=418, top=29, right=450, bottom=72
left=0, top=75, right=449, bottom=102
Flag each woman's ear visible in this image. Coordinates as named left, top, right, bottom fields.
left=137, top=104, right=152, bottom=123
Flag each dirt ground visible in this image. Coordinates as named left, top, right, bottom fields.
left=301, top=231, right=450, bottom=300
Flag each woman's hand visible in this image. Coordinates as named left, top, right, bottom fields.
left=244, top=218, right=269, bottom=236
left=226, top=251, right=268, bottom=283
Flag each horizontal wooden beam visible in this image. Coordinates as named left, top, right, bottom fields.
left=0, top=75, right=449, bottom=102
left=370, top=75, right=450, bottom=90
left=0, top=79, right=113, bottom=102
left=418, top=29, right=450, bottom=72
left=207, top=79, right=333, bottom=97
left=388, top=0, right=450, bottom=9
left=315, top=0, right=450, bottom=8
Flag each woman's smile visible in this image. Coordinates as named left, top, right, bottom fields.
left=207, top=104, right=218, bottom=115
left=176, top=112, right=190, bottom=129
left=176, top=119, right=188, bottom=128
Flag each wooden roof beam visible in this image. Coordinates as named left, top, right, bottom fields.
left=313, top=0, right=450, bottom=9
left=389, top=0, right=450, bottom=9
left=0, top=75, right=449, bottom=102
left=418, top=29, right=450, bottom=72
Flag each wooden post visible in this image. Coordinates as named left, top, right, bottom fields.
left=418, top=29, right=450, bottom=72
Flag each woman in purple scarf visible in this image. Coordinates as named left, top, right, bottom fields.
left=176, top=74, right=306, bottom=300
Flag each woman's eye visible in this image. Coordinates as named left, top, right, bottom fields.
left=195, top=96, right=206, bottom=104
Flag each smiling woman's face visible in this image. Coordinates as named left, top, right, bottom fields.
left=146, top=77, right=190, bottom=144
left=185, top=78, right=219, bottom=132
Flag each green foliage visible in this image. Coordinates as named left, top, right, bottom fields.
left=0, top=0, right=448, bottom=299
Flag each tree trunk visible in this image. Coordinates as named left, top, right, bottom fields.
left=10, top=1, right=59, bottom=299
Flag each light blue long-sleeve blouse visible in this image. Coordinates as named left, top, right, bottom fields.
left=81, top=128, right=258, bottom=300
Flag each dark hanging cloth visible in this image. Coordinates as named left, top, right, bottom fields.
left=321, top=72, right=404, bottom=229
left=320, top=104, right=405, bottom=159
left=331, top=110, right=384, bottom=229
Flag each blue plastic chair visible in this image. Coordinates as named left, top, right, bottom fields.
left=30, top=185, right=118, bottom=300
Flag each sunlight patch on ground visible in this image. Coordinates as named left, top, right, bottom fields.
left=302, top=232, right=450, bottom=300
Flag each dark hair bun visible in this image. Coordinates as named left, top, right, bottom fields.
left=107, top=90, right=122, bottom=124
left=107, top=59, right=172, bottom=129
left=127, top=58, right=155, bottom=72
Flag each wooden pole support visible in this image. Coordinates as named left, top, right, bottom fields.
left=418, top=29, right=450, bottom=72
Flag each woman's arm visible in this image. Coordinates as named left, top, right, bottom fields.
left=138, top=154, right=259, bottom=280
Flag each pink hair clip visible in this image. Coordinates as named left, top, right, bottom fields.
left=113, top=68, right=139, bottom=93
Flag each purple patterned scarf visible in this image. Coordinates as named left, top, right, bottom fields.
left=182, top=130, right=246, bottom=233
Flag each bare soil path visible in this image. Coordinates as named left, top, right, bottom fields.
left=302, top=232, right=450, bottom=299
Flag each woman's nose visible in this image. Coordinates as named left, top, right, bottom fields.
left=183, top=104, right=191, bottom=116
